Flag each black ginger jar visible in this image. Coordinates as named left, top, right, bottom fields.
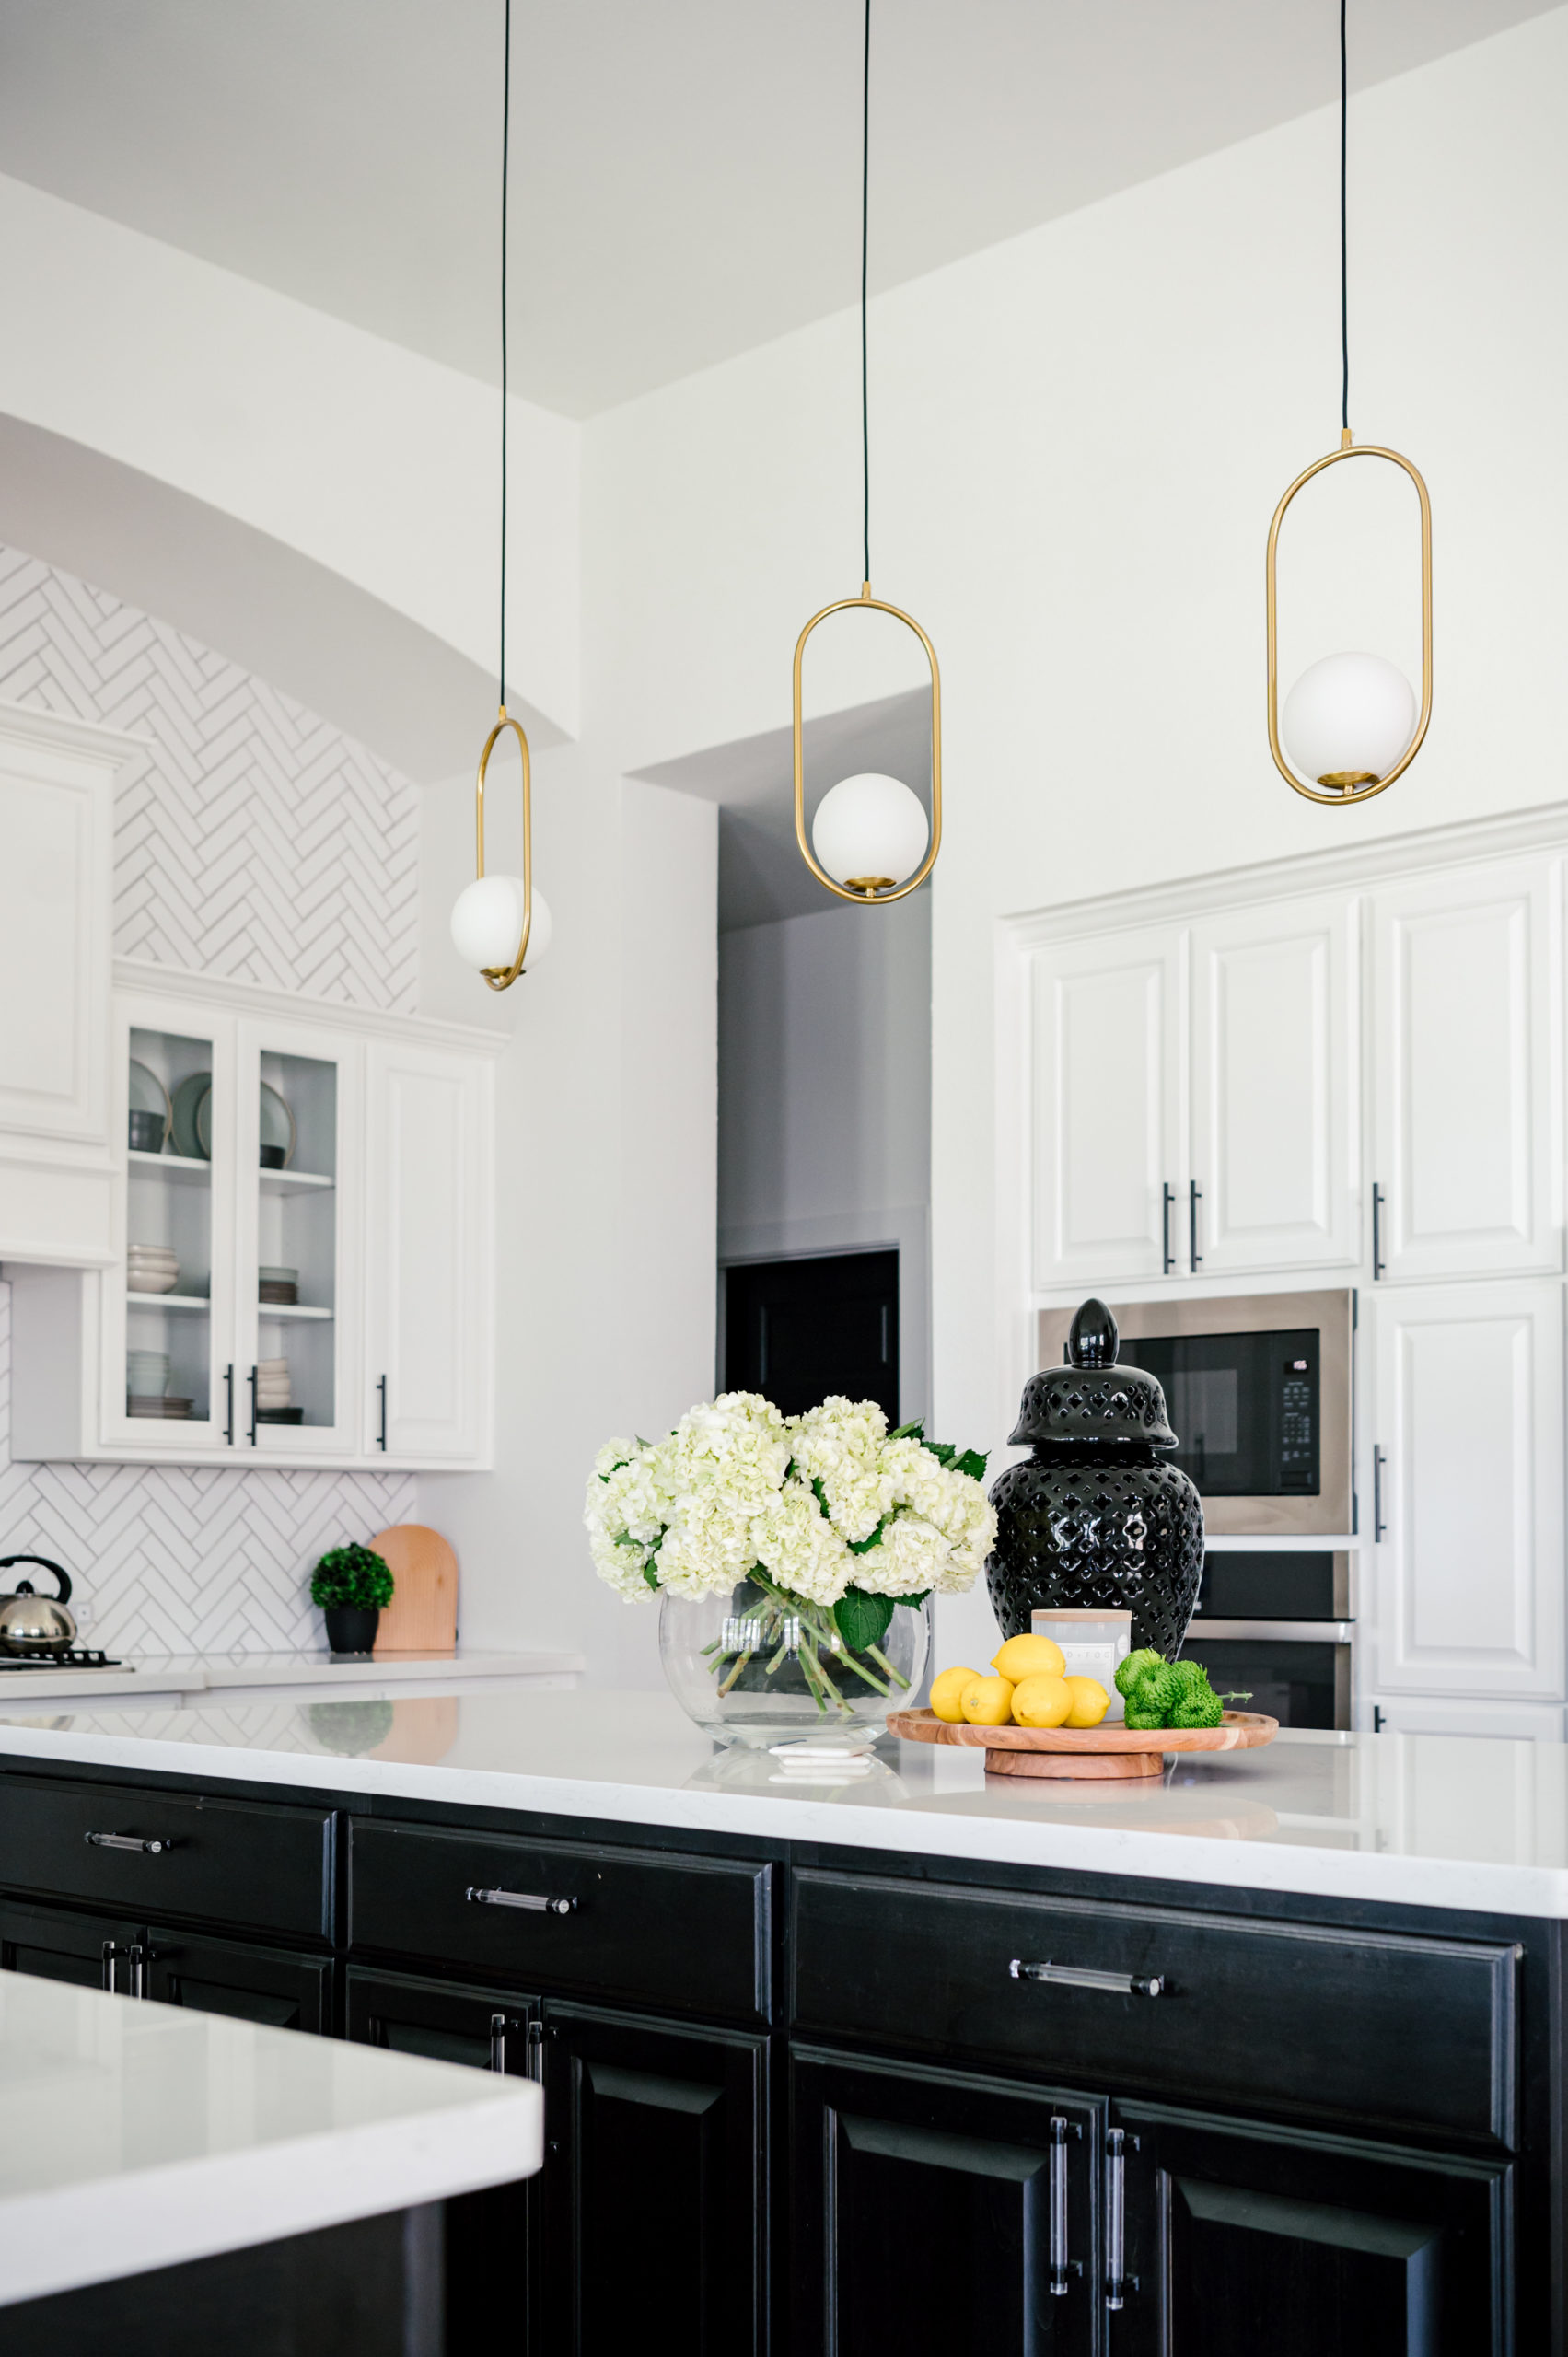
left=986, top=1297, right=1204, bottom=1657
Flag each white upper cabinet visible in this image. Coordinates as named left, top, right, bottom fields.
left=0, top=701, right=139, bottom=1268
left=1369, top=1279, right=1564, bottom=1699
left=1370, top=857, right=1562, bottom=1282
left=1189, top=894, right=1359, bottom=1276
left=1030, top=925, right=1184, bottom=1288
left=363, top=1039, right=494, bottom=1462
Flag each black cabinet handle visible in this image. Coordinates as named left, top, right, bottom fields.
left=1161, top=1184, right=1176, bottom=1275
left=1049, top=2117, right=1070, bottom=2296
left=1374, top=1445, right=1388, bottom=1542
left=1372, top=1183, right=1386, bottom=1280
left=248, top=1364, right=258, bottom=1446
left=1374, top=1705, right=1387, bottom=1732
left=526, top=2020, right=544, bottom=2083
left=1188, top=1178, right=1202, bottom=1271
left=1011, top=1957, right=1163, bottom=1999
left=377, top=1374, right=388, bottom=1452
left=488, top=2011, right=506, bottom=2073
left=224, top=1363, right=235, bottom=1446
left=86, top=1831, right=176, bottom=1855
left=1105, top=2129, right=1128, bottom=2310
left=466, top=1887, right=575, bottom=1917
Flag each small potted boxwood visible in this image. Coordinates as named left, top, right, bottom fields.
left=310, top=1543, right=394, bottom=1657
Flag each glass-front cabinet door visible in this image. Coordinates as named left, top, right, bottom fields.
left=233, top=1021, right=361, bottom=1457
left=102, top=997, right=238, bottom=1453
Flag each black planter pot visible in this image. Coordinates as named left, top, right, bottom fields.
left=323, top=1605, right=380, bottom=1657
left=986, top=1297, right=1204, bottom=1658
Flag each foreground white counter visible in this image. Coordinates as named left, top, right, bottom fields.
left=0, top=1684, right=1563, bottom=1918
left=0, top=1967, right=542, bottom=2309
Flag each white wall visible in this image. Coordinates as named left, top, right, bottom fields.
left=719, top=894, right=931, bottom=1420
left=580, top=11, right=1568, bottom=1663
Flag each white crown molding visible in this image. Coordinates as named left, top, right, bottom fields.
left=0, top=691, right=145, bottom=770
left=1000, top=797, right=1568, bottom=950
left=113, top=958, right=510, bottom=1057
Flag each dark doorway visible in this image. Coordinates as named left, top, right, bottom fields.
left=725, top=1250, right=898, bottom=1421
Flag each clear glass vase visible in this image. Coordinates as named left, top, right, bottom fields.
left=659, top=1576, right=930, bottom=1750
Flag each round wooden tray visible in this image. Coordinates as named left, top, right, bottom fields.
left=886, top=1707, right=1280, bottom=1781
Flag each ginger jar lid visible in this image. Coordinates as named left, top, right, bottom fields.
left=1008, top=1297, right=1178, bottom=1450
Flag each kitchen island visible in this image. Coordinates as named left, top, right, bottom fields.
left=0, top=1684, right=1558, bottom=2353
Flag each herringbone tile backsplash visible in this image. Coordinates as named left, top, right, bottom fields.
left=0, top=543, right=421, bottom=1651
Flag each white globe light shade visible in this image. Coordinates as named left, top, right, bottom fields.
left=811, top=772, right=929, bottom=889
left=1282, top=652, right=1417, bottom=787
left=449, top=875, right=552, bottom=972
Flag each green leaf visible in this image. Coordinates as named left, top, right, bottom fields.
left=954, top=1448, right=988, bottom=1481
left=886, top=1589, right=931, bottom=1609
left=642, top=1559, right=660, bottom=1592
left=833, top=1587, right=895, bottom=1654
left=848, top=1518, right=888, bottom=1556
left=889, top=1419, right=925, bottom=1441
left=810, top=1476, right=830, bottom=1516
left=921, top=1439, right=958, bottom=1468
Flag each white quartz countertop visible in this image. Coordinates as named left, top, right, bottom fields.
left=0, top=1967, right=542, bottom=2310
left=1, top=1683, right=1566, bottom=1918
left=0, top=1647, right=583, bottom=1702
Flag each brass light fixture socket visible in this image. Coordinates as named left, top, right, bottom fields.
left=792, top=583, right=943, bottom=905
left=1266, top=433, right=1434, bottom=806
left=473, top=705, right=533, bottom=989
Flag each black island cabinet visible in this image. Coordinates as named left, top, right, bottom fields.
left=0, top=1749, right=1555, bottom=2355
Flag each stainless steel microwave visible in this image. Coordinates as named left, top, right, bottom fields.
left=1035, top=1288, right=1354, bottom=1537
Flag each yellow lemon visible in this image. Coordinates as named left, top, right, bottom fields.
left=1011, top=1672, right=1073, bottom=1728
left=992, top=1633, right=1066, bottom=1683
left=960, top=1675, right=1016, bottom=1726
left=1063, top=1675, right=1110, bottom=1729
left=929, top=1666, right=979, bottom=1724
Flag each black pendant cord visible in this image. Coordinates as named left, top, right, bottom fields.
left=860, top=0, right=870, bottom=586
left=1339, top=0, right=1349, bottom=434
left=499, top=0, right=510, bottom=710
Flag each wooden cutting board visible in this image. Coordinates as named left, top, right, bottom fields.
left=369, top=1525, right=459, bottom=1655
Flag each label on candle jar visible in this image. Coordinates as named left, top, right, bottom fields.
left=1030, top=1609, right=1132, bottom=1723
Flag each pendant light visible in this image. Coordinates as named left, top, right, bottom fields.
left=792, top=0, right=941, bottom=904
left=1266, top=0, right=1433, bottom=805
left=449, top=0, right=552, bottom=987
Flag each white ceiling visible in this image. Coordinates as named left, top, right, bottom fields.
left=0, top=0, right=1551, bottom=419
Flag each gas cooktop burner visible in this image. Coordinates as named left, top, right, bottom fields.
left=0, top=1648, right=122, bottom=1670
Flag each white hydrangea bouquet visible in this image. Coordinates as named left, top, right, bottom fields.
left=585, top=1392, right=996, bottom=1730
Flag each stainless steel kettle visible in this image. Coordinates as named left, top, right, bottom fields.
left=0, top=1557, right=78, bottom=1655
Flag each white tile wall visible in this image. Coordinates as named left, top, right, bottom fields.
left=0, top=542, right=421, bottom=1650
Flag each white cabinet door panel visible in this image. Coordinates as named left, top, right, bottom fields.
left=1371, top=859, right=1562, bottom=1280
left=1191, top=894, right=1358, bottom=1274
left=365, top=1042, right=493, bottom=1462
left=1030, top=927, right=1183, bottom=1287
left=1370, top=1280, right=1564, bottom=1699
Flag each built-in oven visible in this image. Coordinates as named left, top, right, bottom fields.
left=1182, top=1550, right=1354, bottom=1731
left=1038, top=1288, right=1354, bottom=1538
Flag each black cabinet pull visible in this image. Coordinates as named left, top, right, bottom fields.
left=466, top=1886, right=575, bottom=1917
left=1011, top=1957, right=1163, bottom=1999
left=1373, top=1704, right=1387, bottom=1732
left=129, top=1942, right=147, bottom=2000
left=488, top=2011, right=506, bottom=2073
left=224, top=1363, right=235, bottom=1446
left=248, top=1364, right=258, bottom=1446
left=1374, top=1445, right=1388, bottom=1542
left=377, top=1374, right=388, bottom=1451
left=86, top=1830, right=176, bottom=1855
left=1188, top=1178, right=1202, bottom=1271
left=100, top=1938, right=121, bottom=1995
left=1048, top=2117, right=1070, bottom=2296
left=526, top=2020, right=544, bottom=2084
left=1105, top=2128, right=1128, bottom=2310
left=1161, top=1184, right=1176, bottom=1274
left=1372, top=1182, right=1386, bottom=1279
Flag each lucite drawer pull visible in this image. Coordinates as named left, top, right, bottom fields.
left=466, top=1885, right=576, bottom=1916
left=1048, top=2117, right=1070, bottom=2296
left=86, top=1830, right=176, bottom=1855
left=1105, top=2128, right=1128, bottom=2310
left=1010, top=1957, right=1164, bottom=1999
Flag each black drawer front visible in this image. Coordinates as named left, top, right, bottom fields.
left=792, top=1870, right=1518, bottom=2148
left=0, top=1775, right=332, bottom=1942
left=348, top=1818, right=771, bottom=2021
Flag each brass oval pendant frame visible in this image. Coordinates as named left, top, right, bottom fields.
left=792, top=586, right=942, bottom=904
left=1266, top=436, right=1434, bottom=806
left=472, top=707, right=533, bottom=989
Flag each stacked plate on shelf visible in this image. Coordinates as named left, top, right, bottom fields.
left=127, top=1348, right=192, bottom=1419
left=256, top=1357, right=302, bottom=1425
left=259, top=1264, right=298, bottom=1306
left=127, top=1244, right=180, bottom=1295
